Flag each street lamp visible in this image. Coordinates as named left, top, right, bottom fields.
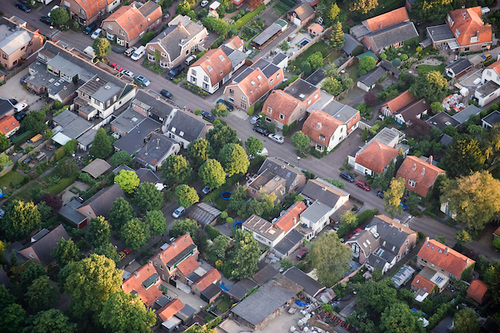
left=297, top=156, right=300, bottom=167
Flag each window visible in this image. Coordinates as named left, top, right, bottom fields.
left=190, top=76, right=197, bottom=83
left=80, top=8, right=85, bottom=15
left=408, top=179, right=416, bottom=187
left=307, top=98, right=311, bottom=105
left=279, top=113, right=285, bottom=120
left=314, top=92, right=318, bottom=99
left=229, top=89, right=234, bottom=95
left=204, top=75, right=209, bottom=82
left=241, top=102, right=246, bottom=108
left=107, top=24, right=113, bottom=30
left=203, top=82, right=209, bottom=89
left=150, top=46, right=155, bottom=51
left=241, top=96, right=247, bottom=101
left=2, top=54, right=6, bottom=60
left=270, top=79, right=274, bottom=86
left=277, top=73, right=281, bottom=80
left=192, top=69, right=196, bottom=76
left=267, top=106, right=272, bottom=114
left=319, top=135, right=325, bottom=141
left=161, top=52, right=166, bottom=57
left=228, top=97, right=234, bottom=102
left=120, top=30, right=125, bottom=36
left=20, top=46, right=25, bottom=51
left=455, top=29, right=460, bottom=38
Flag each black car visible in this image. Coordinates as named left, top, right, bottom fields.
left=160, top=89, right=173, bottom=99
left=167, top=65, right=184, bottom=80
left=200, top=110, right=215, bottom=122
left=253, top=125, right=270, bottom=136
left=15, top=112, right=26, bottom=122
left=83, top=23, right=97, bottom=35
left=216, top=99, right=234, bottom=112
left=40, top=16, right=53, bottom=26
left=15, top=2, right=31, bottom=12
left=111, top=46, right=125, bottom=54
left=340, top=171, right=355, bottom=183
left=376, top=190, right=385, bottom=199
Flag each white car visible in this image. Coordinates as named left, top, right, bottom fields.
left=91, top=28, right=102, bottom=40
left=121, top=69, right=134, bottom=78
left=250, top=115, right=261, bottom=125
left=202, top=185, right=212, bottom=195
left=268, top=133, right=284, bottom=144
left=172, top=206, right=185, bottom=219
left=14, top=102, right=28, bottom=112
left=201, top=0, right=209, bottom=6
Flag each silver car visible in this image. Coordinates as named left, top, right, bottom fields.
left=268, top=133, right=284, bottom=144
left=121, top=69, right=134, bottom=78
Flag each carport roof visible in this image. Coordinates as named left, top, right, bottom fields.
left=451, top=104, right=481, bottom=124
left=82, top=158, right=112, bottom=179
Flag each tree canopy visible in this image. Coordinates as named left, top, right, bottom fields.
left=349, top=0, right=378, bottom=13
left=310, top=232, right=352, bottom=286
left=211, top=103, right=229, bottom=117
left=330, top=21, right=345, bottom=50
left=218, top=143, right=249, bottom=177
left=51, top=8, right=70, bottom=25
left=452, top=308, right=480, bottom=333
left=87, top=216, right=111, bottom=248
left=22, top=108, right=47, bottom=134
left=92, top=38, right=111, bottom=59
left=28, top=309, right=76, bottom=333
left=25, top=275, right=58, bottom=313
left=187, top=138, right=213, bottom=169
left=245, top=136, right=263, bottom=158
left=145, top=210, right=167, bottom=235
left=379, top=302, right=425, bottom=333
left=410, top=70, right=448, bottom=104
left=134, top=182, right=164, bottom=212
left=52, top=238, right=81, bottom=267
left=175, top=184, right=199, bottom=208
left=110, top=150, right=133, bottom=167
left=161, top=154, right=192, bottom=187
left=359, top=56, right=376, bottom=75
left=206, top=123, right=239, bottom=152
left=90, top=128, right=113, bottom=159
left=109, top=197, right=134, bottom=231
left=442, top=135, right=486, bottom=178
left=383, top=177, right=405, bottom=217
left=114, top=170, right=140, bottom=194
left=0, top=304, right=25, bottom=333
left=170, top=218, right=200, bottom=241
left=2, top=200, right=41, bottom=240
left=199, top=159, right=226, bottom=189
left=291, top=131, right=311, bottom=154
left=121, top=218, right=150, bottom=251
left=94, top=243, right=120, bottom=264
left=229, top=229, right=261, bottom=280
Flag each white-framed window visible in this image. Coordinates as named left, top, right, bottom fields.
left=150, top=46, right=155, bottom=51
left=408, top=179, right=416, bottom=187
left=229, top=89, right=234, bottom=95
left=277, top=73, right=280, bottom=80
left=161, top=52, right=166, bottom=57
left=279, top=113, right=284, bottom=120
left=319, top=135, right=325, bottom=141
left=270, top=79, right=274, bottom=86
left=204, top=75, right=209, bottom=82
left=307, top=98, right=311, bottom=105
left=107, top=24, right=113, bottom=30
left=228, top=97, right=235, bottom=102
left=79, top=8, right=85, bottom=15
left=242, top=96, right=247, bottom=101
left=120, top=30, right=125, bottom=36
left=241, top=102, right=246, bottom=108
left=267, top=107, right=272, bottom=114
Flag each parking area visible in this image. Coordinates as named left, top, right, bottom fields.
left=0, top=68, right=47, bottom=112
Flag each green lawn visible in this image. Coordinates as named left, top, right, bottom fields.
left=415, top=63, right=446, bottom=75
left=370, top=0, right=405, bottom=16
left=0, top=171, right=26, bottom=193
left=216, top=296, right=232, bottom=313
left=290, top=41, right=333, bottom=71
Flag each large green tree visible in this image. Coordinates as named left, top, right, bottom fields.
left=383, top=178, right=405, bottom=217
left=170, top=218, right=200, bottom=240
left=28, top=309, right=76, bottom=333
left=187, top=138, right=213, bottom=169
left=358, top=56, right=376, bottom=75
left=51, top=238, right=81, bottom=267
left=379, top=302, right=425, bottom=333
left=108, top=197, right=134, bottom=231
left=25, top=275, right=58, bottom=313
left=109, top=150, right=133, bottom=167
left=218, top=143, right=249, bottom=177
left=441, top=171, right=500, bottom=231
left=229, top=229, right=261, bottom=280
left=442, top=135, right=486, bottom=178
left=22, top=108, right=47, bottom=134
left=20, top=262, right=46, bottom=291
left=134, top=182, right=164, bottom=212
left=330, top=21, right=345, bottom=50
left=321, top=77, right=343, bottom=96
left=349, top=0, right=378, bottom=13
left=99, top=291, right=156, bottom=333
left=206, top=123, right=239, bottom=152
left=121, top=218, right=150, bottom=251
left=310, top=232, right=352, bottom=286
left=452, top=308, right=480, bottom=333
left=114, top=170, right=140, bottom=194
left=175, top=184, right=199, bottom=208
left=87, top=216, right=111, bottom=248
left=0, top=304, right=25, bottom=333
left=0, top=133, right=10, bottom=152
left=291, top=131, right=310, bottom=155
left=413, top=0, right=452, bottom=22
left=50, top=8, right=69, bottom=25
left=410, top=70, right=448, bottom=104
left=2, top=200, right=41, bottom=240
left=64, top=254, right=122, bottom=314
left=92, top=38, right=111, bottom=59
left=94, top=243, right=120, bottom=264
left=90, top=128, right=113, bottom=159
left=145, top=210, right=167, bottom=235
left=211, top=103, right=229, bottom=117
left=0, top=285, right=15, bottom=310
left=245, top=137, right=263, bottom=158
left=161, top=155, right=192, bottom=187
left=211, top=235, right=231, bottom=259
left=307, top=52, right=324, bottom=71
left=199, top=159, right=226, bottom=189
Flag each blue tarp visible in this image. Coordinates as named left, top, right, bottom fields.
left=295, top=301, right=307, bottom=307
left=220, top=283, right=229, bottom=292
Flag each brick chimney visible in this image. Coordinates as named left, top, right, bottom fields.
left=428, top=155, right=433, bottom=165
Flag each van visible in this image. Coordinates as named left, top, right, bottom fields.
left=131, top=46, right=146, bottom=61
left=185, top=55, right=196, bottom=65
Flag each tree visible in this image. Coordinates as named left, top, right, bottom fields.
left=88, top=216, right=111, bottom=248
left=324, top=63, right=340, bottom=80
left=2, top=200, right=41, bottom=240
left=203, top=16, right=231, bottom=35
left=441, top=171, right=500, bottom=231
left=291, top=131, right=310, bottom=154
left=452, top=308, right=480, bottom=333
left=350, top=0, right=378, bottom=13
left=413, top=0, right=452, bottom=22
left=99, top=291, right=155, bottom=333
left=321, top=77, right=343, bottom=95
left=383, top=178, right=405, bottom=217
left=110, top=151, right=133, bottom=167
left=442, top=135, right=485, bottom=178
left=187, top=138, right=213, bottom=169
left=364, top=92, right=378, bottom=106
left=340, top=210, right=357, bottom=226
left=307, top=52, right=324, bottom=71
left=455, top=230, right=472, bottom=244
left=108, top=197, right=134, bottom=231
left=229, top=229, right=261, bottom=280
left=170, top=218, right=200, bottom=240
left=145, top=210, right=166, bottom=235
left=218, top=143, right=249, bottom=177
left=90, top=128, right=112, bottom=159
left=50, top=7, right=69, bottom=25
left=280, top=258, right=293, bottom=270
left=56, top=159, right=79, bottom=178
left=175, top=184, right=199, bottom=208
left=22, top=108, right=47, bottom=134
left=114, top=170, right=140, bottom=194
left=21, top=262, right=46, bottom=290
left=279, top=40, right=290, bottom=51
left=431, top=101, right=445, bottom=113
left=25, top=275, right=58, bottom=312
left=161, top=155, right=192, bottom=187
left=0, top=304, right=25, bottom=333
left=121, top=218, right=150, bottom=251
left=247, top=0, right=263, bottom=9
left=410, top=70, right=448, bottom=104
left=64, top=254, right=122, bottom=314
left=40, top=193, right=63, bottom=215
left=92, top=38, right=111, bottom=59
left=330, top=21, right=345, bottom=50
left=0, top=285, right=15, bottom=311
left=134, top=182, right=164, bottom=212
left=206, top=123, right=238, bottom=152
left=359, top=56, right=376, bottom=75
left=310, top=232, right=352, bottom=286
left=328, top=3, right=340, bottom=22
left=0, top=133, right=10, bottom=151
left=245, top=136, right=263, bottom=158
left=211, top=103, right=229, bottom=117
left=199, top=159, right=226, bottom=189
left=94, top=243, right=120, bottom=264
left=0, top=153, right=10, bottom=170
left=380, top=302, right=425, bottom=333
left=211, top=235, right=231, bottom=259
left=392, top=58, right=401, bottom=67
left=28, top=309, right=76, bottom=333
left=52, top=238, right=80, bottom=267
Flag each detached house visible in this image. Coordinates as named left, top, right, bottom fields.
left=257, top=157, right=307, bottom=194
left=302, top=110, right=347, bottom=153
left=101, top=2, right=162, bottom=47
left=163, top=109, right=213, bottom=148
left=396, top=155, right=445, bottom=198
left=17, top=225, right=70, bottom=266
left=0, top=116, right=20, bottom=138
left=309, top=98, right=361, bottom=134
left=146, top=15, right=207, bottom=70
left=63, top=0, right=121, bottom=27
left=287, top=2, right=315, bottom=26
left=122, top=263, right=162, bottom=308
left=380, top=90, right=417, bottom=117
left=354, top=141, right=398, bottom=176
left=394, top=99, right=429, bottom=125
left=476, top=59, right=500, bottom=106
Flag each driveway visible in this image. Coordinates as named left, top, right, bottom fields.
left=0, top=68, right=47, bottom=112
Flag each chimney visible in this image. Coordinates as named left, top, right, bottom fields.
left=133, top=271, right=138, bottom=277
left=425, top=236, right=430, bottom=242
left=429, top=155, right=433, bottom=165
left=178, top=21, right=183, bottom=28
left=444, top=247, right=449, bottom=255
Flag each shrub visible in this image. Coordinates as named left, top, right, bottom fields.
left=233, top=4, right=266, bottom=30
left=226, top=217, right=233, bottom=223
left=206, top=225, right=222, bottom=240
left=282, top=121, right=296, bottom=136
left=220, top=211, right=228, bottom=219
left=248, top=106, right=254, bottom=115
left=53, top=100, right=63, bottom=109
left=195, top=109, right=201, bottom=115
left=356, top=209, right=378, bottom=225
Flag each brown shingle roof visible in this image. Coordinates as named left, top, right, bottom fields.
left=192, top=48, right=232, bottom=86
left=364, top=7, right=409, bottom=32
left=157, top=298, right=184, bottom=321
left=274, top=201, right=306, bottom=234
left=411, top=274, right=436, bottom=293
left=355, top=141, right=398, bottom=174
left=151, top=234, right=197, bottom=272
left=138, top=1, right=162, bottom=23
left=104, top=5, right=148, bottom=41
left=176, top=254, right=199, bottom=276
left=263, top=90, right=301, bottom=124
left=75, top=0, right=110, bottom=20
left=122, top=263, right=162, bottom=307
left=396, top=156, right=445, bottom=197
left=381, top=90, right=417, bottom=115
left=233, top=68, right=271, bottom=106
left=302, top=110, right=345, bottom=144
left=195, top=268, right=221, bottom=292
left=448, top=7, right=492, bottom=46
left=467, top=280, right=488, bottom=304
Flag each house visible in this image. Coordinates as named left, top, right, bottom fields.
left=82, top=158, right=111, bottom=179
left=163, top=109, right=213, bottom=148
left=243, top=215, right=285, bottom=247
left=287, top=2, right=315, bottom=26
left=0, top=116, right=20, bottom=138
left=146, top=15, right=207, bottom=69
left=113, top=117, right=161, bottom=154
left=0, top=98, right=15, bottom=118
left=52, top=110, right=94, bottom=147
left=354, top=140, right=399, bottom=176
left=225, top=278, right=259, bottom=302
left=157, top=298, right=184, bottom=330
left=305, top=68, right=325, bottom=87
left=445, top=58, right=472, bottom=78
left=75, top=183, right=125, bottom=227
left=131, top=90, right=176, bottom=123
left=186, top=202, right=221, bottom=227
left=224, top=36, right=244, bottom=52
left=394, top=99, right=428, bottom=125
left=110, top=108, right=146, bottom=137
left=63, top=0, right=121, bottom=27
left=283, top=267, right=325, bottom=299
left=380, top=90, right=417, bottom=117
left=300, top=179, right=350, bottom=238
left=122, top=263, right=162, bottom=308
left=310, top=98, right=361, bottom=134
left=191, top=268, right=222, bottom=296
left=224, top=58, right=284, bottom=112
left=427, top=7, right=492, bottom=52
left=273, top=230, right=304, bottom=258
left=357, top=67, right=386, bottom=91
left=302, top=110, right=347, bottom=153
left=134, top=133, right=180, bottom=171
left=101, top=2, right=162, bottom=47
left=467, top=280, right=488, bottom=304
left=257, top=157, right=307, bottom=194
left=17, top=225, right=69, bottom=266
left=247, top=169, right=287, bottom=202
left=427, top=112, right=460, bottom=130
left=308, top=23, right=324, bottom=37
left=150, top=234, right=199, bottom=284
left=345, top=215, right=417, bottom=274
left=0, top=17, right=44, bottom=70
left=201, top=284, right=222, bottom=304
left=342, top=33, right=364, bottom=56
left=275, top=201, right=307, bottom=234
left=482, top=110, right=500, bottom=128
left=450, top=104, right=481, bottom=124
left=252, top=19, right=288, bottom=50
left=396, top=155, right=445, bottom=197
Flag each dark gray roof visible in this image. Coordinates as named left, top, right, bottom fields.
left=0, top=98, right=14, bottom=117
left=134, top=133, right=178, bottom=168
left=165, top=110, right=211, bottom=143
left=251, top=58, right=281, bottom=79
left=252, top=264, right=279, bottom=286
left=253, top=22, right=283, bottom=47
left=175, top=304, right=196, bottom=321
left=439, top=134, right=453, bottom=146
left=18, top=225, right=69, bottom=265
left=187, top=202, right=221, bottom=226
left=114, top=118, right=161, bottom=154
left=398, top=99, right=428, bottom=122
left=258, top=157, right=303, bottom=190
left=53, top=110, right=93, bottom=139
left=0, top=267, right=10, bottom=288
left=283, top=267, right=325, bottom=298
left=483, top=110, right=500, bottom=126
left=300, top=179, right=349, bottom=208
left=452, top=104, right=481, bottom=124
left=273, top=229, right=304, bottom=256
left=446, top=58, right=472, bottom=76
left=342, top=33, right=363, bottom=55
left=476, top=80, right=500, bottom=98
left=305, top=69, right=325, bottom=86
left=201, top=283, right=221, bottom=299
left=59, top=199, right=87, bottom=226
left=111, top=108, right=146, bottom=134
left=427, top=112, right=460, bottom=130
left=379, top=60, right=401, bottom=76
left=233, top=67, right=254, bottom=83
left=134, top=90, right=176, bottom=122
left=346, top=229, right=379, bottom=256
left=136, top=168, right=160, bottom=183
left=432, top=316, right=454, bottom=333
left=363, top=21, right=419, bottom=52
left=427, top=24, right=455, bottom=42
left=82, top=183, right=125, bottom=218
left=272, top=52, right=287, bottom=66
left=226, top=278, right=258, bottom=301
left=231, top=276, right=302, bottom=326
left=358, top=67, right=387, bottom=87
left=285, top=78, right=317, bottom=101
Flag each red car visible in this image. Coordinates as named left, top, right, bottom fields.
left=110, top=62, right=123, bottom=71
left=123, top=248, right=132, bottom=254
left=356, top=180, right=371, bottom=191
left=296, top=249, right=308, bottom=261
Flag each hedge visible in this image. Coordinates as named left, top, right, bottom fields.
left=356, top=209, right=378, bottom=225
left=233, top=4, right=266, bottom=30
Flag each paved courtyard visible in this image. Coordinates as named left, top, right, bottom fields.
left=0, top=68, right=46, bottom=112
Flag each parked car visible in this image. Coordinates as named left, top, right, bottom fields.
left=356, top=180, right=371, bottom=191
left=121, top=69, right=134, bottom=78
left=340, top=171, right=355, bottom=183
left=135, top=75, right=150, bottom=87
left=15, top=112, right=27, bottom=121
left=202, top=185, right=213, bottom=195
left=201, top=0, right=209, bottom=6
left=200, top=110, right=215, bottom=122
left=376, top=190, right=384, bottom=198
left=40, top=16, right=53, bottom=26
left=91, top=28, right=102, bottom=40
left=83, top=23, right=97, bottom=35
left=14, top=102, right=27, bottom=112
left=124, top=46, right=136, bottom=57
left=253, top=125, right=270, bottom=136
left=160, top=89, right=173, bottom=99
left=296, top=249, right=308, bottom=261
left=216, top=99, right=234, bottom=111
left=110, top=62, right=122, bottom=71
left=131, top=45, right=146, bottom=61
left=167, top=65, right=184, bottom=80
left=250, top=115, right=261, bottom=125
left=172, top=206, right=185, bottom=219
left=123, top=248, right=132, bottom=254
left=268, top=133, right=284, bottom=144
left=15, top=2, right=31, bottom=13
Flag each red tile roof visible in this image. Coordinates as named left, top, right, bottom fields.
left=448, top=7, right=492, bottom=47
left=156, top=298, right=184, bottom=321
left=487, top=59, right=500, bottom=76
left=225, top=36, right=244, bottom=51
left=417, top=238, right=475, bottom=278
left=355, top=141, right=398, bottom=174
left=274, top=201, right=307, bottom=234
left=396, top=156, right=445, bottom=197
left=75, top=0, right=109, bottom=20
left=122, top=263, right=162, bottom=307
left=151, top=234, right=197, bottom=274
left=192, top=48, right=232, bottom=86
left=364, top=7, right=409, bottom=32
left=0, top=116, right=19, bottom=136
left=195, top=268, right=221, bottom=292
left=381, top=90, right=417, bottom=115
left=467, top=280, right=488, bottom=304
left=308, top=23, right=324, bottom=34
left=104, top=6, right=148, bottom=41
left=233, top=68, right=271, bottom=106
left=176, top=254, right=199, bottom=276
left=302, top=110, right=345, bottom=144
left=411, top=274, right=436, bottom=293
left=263, top=90, right=302, bottom=125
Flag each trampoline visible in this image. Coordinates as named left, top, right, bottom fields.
left=221, top=191, right=232, bottom=200
left=233, top=221, right=243, bottom=229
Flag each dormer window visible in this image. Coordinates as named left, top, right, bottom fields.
left=267, top=106, right=272, bottom=114
left=319, top=135, right=325, bottom=141
left=408, top=179, right=416, bottom=187
left=455, top=29, right=460, bottom=38
left=447, top=14, right=454, bottom=27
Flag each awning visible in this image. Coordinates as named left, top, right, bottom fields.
left=52, top=132, right=71, bottom=146
left=447, top=40, right=460, bottom=50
